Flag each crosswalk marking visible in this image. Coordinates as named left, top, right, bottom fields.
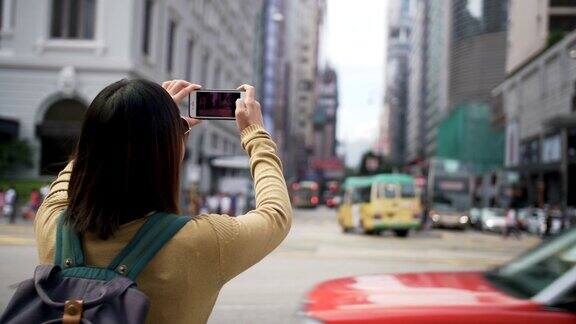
left=0, top=235, right=35, bottom=246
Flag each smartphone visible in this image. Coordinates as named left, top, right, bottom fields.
left=188, top=89, right=245, bottom=120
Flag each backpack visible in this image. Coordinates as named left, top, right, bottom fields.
left=1, top=211, right=191, bottom=324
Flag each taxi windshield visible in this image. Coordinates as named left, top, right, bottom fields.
left=486, top=229, right=576, bottom=299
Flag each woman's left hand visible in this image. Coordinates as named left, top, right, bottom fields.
left=162, top=80, right=203, bottom=128
left=162, top=80, right=202, bottom=105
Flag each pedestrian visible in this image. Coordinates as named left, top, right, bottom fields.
left=220, top=193, right=232, bottom=215
left=207, top=192, right=220, bottom=213
left=188, top=185, right=201, bottom=216
left=39, top=184, right=50, bottom=200
left=504, top=187, right=521, bottom=239
left=230, top=193, right=237, bottom=217
left=4, top=185, right=17, bottom=224
left=235, top=192, right=246, bottom=216
left=25, top=188, right=42, bottom=220
left=32, top=80, right=291, bottom=324
left=0, top=187, right=5, bottom=218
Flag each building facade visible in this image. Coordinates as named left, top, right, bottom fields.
left=497, top=30, right=576, bottom=208
left=283, top=0, right=326, bottom=180
left=423, top=0, right=451, bottom=158
left=0, top=0, right=262, bottom=194
left=406, top=0, right=428, bottom=164
left=382, top=0, right=412, bottom=165
left=506, top=0, right=576, bottom=74
left=419, top=0, right=507, bottom=165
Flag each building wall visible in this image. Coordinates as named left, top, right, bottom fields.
left=506, top=0, right=576, bottom=74
left=0, top=0, right=262, bottom=189
left=506, top=0, right=549, bottom=73
left=283, top=0, right=325, bottom=179
left=384, top=0, right=412, bottom=164
left=406, top=0, right=427, bottom=163
left=424, top=0, right=451, bottom=157
left=501, top=30, right=576, bottom=166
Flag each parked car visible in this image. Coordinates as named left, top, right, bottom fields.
left=469, top=207, right=482, bottom=229
left=518, top=208, right=564, bottom=237
left=302, top=227, right=576, bottom=323
left=479, top=208, right=506, bottom=233
left=518, top=208, right=546, bottom=235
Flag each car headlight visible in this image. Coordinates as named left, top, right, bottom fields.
left=459, top=216, right=469, bottom=224
left=486, top=219, right=494, bottom=227
left=432, top=214, right=439, bottom=222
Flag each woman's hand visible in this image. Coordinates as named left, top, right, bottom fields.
left=162, top=80, right=201, bottom=105
left=162, top=80, right=202, bottom=128
left=235, top=84, right=264, bottom=132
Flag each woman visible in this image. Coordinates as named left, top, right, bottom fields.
left=34, top=79, right=292, bottom=323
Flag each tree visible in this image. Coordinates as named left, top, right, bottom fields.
left=358, top=151, right=393, bottom=176
left=0, top=139, right=33, bottom=175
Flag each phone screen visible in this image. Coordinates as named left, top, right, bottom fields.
left=195, top=91, right=240, bottom=118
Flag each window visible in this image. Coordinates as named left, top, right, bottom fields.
left=166, top=19, right=176, bottom=72
left=378, top=184, right=396, bottom=199
left=142, top=0, right=153, bottom=55
left=185, top=39, right=195, bottom=81
left=353, top=187, right=372, bottom=203
left=50, top=0, right=96, bottom=39
left=211, top=133, right=218, bottom=149
left=0, top=0, right=4, bottom=32
left=0, top=0, right=14, bottom=33
left=213, top=61, right=221, bottom=87
left=201, top=51, right=210, bottom=84
left=400, top=184, right=416, bottom=198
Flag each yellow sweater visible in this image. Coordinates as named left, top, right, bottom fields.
left=34, top=124, right=292, bottom=324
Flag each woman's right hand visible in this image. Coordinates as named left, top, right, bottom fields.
left=235, top=84, right=264, bottom=132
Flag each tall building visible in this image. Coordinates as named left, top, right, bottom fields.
left=382, top=0, right=412, bottom=165
left=283, top=0, right=326, bottom=179
left=406, top=0, right=428, bottom=164
left=259, top=0, right=286, bottom=139
left=312, top=66, right=338, bottom=160
left=421, top=0, right=508, bottom=166
left=0, top=0, right=262, bottom=194
left=423, top=0, right=451, bottom=158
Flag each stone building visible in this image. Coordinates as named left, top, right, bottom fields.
left=0, top=0, right=261, bottom=194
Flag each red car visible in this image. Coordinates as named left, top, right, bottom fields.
left=303, top=229, right=576, bottom=323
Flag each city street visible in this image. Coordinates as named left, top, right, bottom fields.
left=0, top=207, right=540, bottom=323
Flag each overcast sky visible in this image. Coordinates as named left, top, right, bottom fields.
left=326, top=0, right=388, bottom=167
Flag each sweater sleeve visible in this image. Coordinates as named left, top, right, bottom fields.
left=34, top=161, right=73, bottom=263
left=208, top=124, right=292, bottom=284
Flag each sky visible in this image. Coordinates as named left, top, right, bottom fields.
left=326, top=0, right=388, bottom=167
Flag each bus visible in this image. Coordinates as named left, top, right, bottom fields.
left=426, top=159, right=473, bottom=229
left=291, top=181, right=320, bottom=209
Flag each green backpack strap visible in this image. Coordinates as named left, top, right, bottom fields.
left=54, top=211, right=86, bottom=269
left=107, top=212, right=191, bottom=281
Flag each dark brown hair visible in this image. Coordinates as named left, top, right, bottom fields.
left=67, top=79, right=184, bottom=239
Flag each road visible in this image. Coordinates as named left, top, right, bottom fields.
left=0, top=208, right=540, bottom=323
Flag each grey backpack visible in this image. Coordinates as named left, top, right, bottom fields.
left=1, top=212, right=191, bottom=324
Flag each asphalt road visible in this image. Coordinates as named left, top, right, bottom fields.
left=0, top=208, right=540, bottom=323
